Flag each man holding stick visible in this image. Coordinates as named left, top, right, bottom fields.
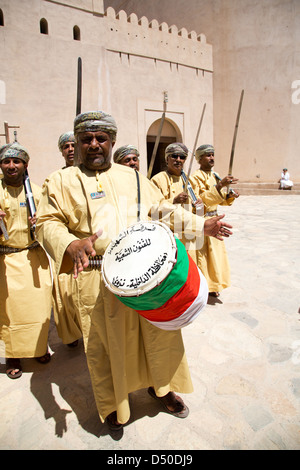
left=151, top=142, right=204, bottom=249
left=0, top=143, right=52, bottom=379
left=190, top=144, right=239, bottom=298
left=50, top=131, right=82, bottom=348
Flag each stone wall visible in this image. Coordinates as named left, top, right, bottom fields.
left=105, top=0, right=300, bottom=183
left=0, top=0, right=213, bottom=183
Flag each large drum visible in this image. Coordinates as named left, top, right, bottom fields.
left=102, top=221, right=208, bottom=330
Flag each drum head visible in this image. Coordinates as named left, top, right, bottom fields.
left=102, top=221, right=177, bottom=297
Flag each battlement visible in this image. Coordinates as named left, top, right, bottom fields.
left=104, top=7, right=212, bottom=72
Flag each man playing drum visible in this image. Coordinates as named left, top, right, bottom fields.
left=36, top=111, right=232, bottom=431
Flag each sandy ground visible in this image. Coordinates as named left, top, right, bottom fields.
left=0, top=195, right=299, bottom=451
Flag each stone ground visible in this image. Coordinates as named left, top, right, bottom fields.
left=0, top=195, right=299, bottom=451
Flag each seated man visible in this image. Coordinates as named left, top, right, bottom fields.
left=279, top=168, right=293, bottom=190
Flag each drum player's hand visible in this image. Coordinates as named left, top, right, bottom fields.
left=204, top=214, right=233, bottom=241
left=65, top=232, right=100, bottom=279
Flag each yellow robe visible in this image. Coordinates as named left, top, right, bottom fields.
left=51, top=167, right=82, bottom=345
left=0, top=180, right=52, bottom=358
left=36, top=163, right=205, bottom=424
left=151, top=171, right=186, bottom=205
left=190, top=169, right=235, bottom=293
left=51, top=270, right=82, bottom=344
left=151, top=170, right=199, bottom=250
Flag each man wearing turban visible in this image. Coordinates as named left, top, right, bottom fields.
left=0, top=143, right=52, bottom=378
left=113, top=144, right=140, bottom=171
left=36, top=111, right=232, bottom=430
left=279, top=168, right=293, bottom=189
left=151, top=142, right=204, bottom=250
left=190, top=144, right=239, bottom=297
left=50, top=131, right=82, bottom=349
left=58, top=131, right=75, bottom=168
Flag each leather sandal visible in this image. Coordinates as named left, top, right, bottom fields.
left=36, top=352, right=51, bottom=364
left=106, top=411, right=123, bottom=431
left=6, top=358, right=22, bottom=379
left=209, top=292, right=220, bottom=297
left=148, top=387, right=189, bottom=418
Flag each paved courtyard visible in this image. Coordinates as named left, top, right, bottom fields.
left=0, top=195, right=299, bottom=450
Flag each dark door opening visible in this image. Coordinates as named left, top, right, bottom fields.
left=147, top=137, right=176, bottom=178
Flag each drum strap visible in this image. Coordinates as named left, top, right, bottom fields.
left=135, top=169, right=141, bottom=222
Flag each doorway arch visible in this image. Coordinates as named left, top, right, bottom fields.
left=146, top=118, right=182, bottom=178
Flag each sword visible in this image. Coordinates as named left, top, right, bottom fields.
left=0, top=218, right=9, bottom=240
left=23, top=169, right=37, bottom=239
left=181, top=170, right=197, bottom=203
left=76, top=57, right=82, bottom=117
left=74, top=57, right=82, bottom=166
left=181, top=170, right=203, bottom=213
left=147, top=91, right=168, bottom=179
left=184, top=103, right=206, bottom=191
left=227, top=89, right=244, bottom=194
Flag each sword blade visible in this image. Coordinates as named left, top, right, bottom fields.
left=185, top=103, right=206, bottom=190
left=181, top=170, right=197, bottom=203
left=74, top=57, right=82, bottom=166
left=228, top=89, right=244, bottom=175
left=76, top=57, right=82, bottom=117
left=0, top=218, right=9, bottom=240
left=147, top=112, right=165, bottom=179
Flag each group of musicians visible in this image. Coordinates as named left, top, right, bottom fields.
left=0, top=110, right=236, bottom=431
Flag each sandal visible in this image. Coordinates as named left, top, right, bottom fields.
left=209, top=292, right=220, bottom=297
left=148, top=387, right=189, bottom=418
left=106, top=411, right=123, bottom=431
left=36, top=352, right=51, bottom=364
left=6, top=358, right=22, bottom=379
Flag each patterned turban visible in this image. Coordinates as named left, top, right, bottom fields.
left=165, top=142, right=188, bottom=162
left=0, top=142, right=30, bottom=163
left=58, top=131, right=75, bottom=152
left=113, top=145, right=140, bottom=163
left=195, top=144, right=214, bottom=162
left=74, top=111, right=117, bottom=143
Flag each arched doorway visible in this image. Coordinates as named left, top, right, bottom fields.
left=147, top=118, right=182, bottom=178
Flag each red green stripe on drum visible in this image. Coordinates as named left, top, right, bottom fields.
left=136, top=253, right=200, bottom=322
left=115, top=237, right=189, bottom=310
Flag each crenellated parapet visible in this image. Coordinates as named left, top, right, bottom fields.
left=104, top=7, right=212, bottom=72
